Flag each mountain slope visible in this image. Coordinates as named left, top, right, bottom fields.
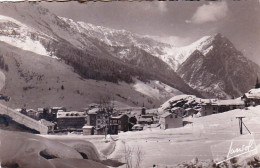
left=177, top=33, right=260, bottom=98
left=0, top=3, right=201, bottom=99
left=0, top=41, right=184, bottom=109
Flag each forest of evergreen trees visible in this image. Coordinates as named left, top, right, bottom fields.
left=49, top=39, right=200, bottom=96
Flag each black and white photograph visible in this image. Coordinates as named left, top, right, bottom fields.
left=0, top=0, right=260, bottom=167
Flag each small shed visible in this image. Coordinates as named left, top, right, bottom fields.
left=82, top=125, right=94, bottom=135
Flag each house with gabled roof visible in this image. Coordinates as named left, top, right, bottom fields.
left=243, top=88, right=260, bottom=106
left=110, top=114, right=129, bottom=132
left=159, top=112, right=183, bottom=130
left=201, top=99, right=245, bottom=116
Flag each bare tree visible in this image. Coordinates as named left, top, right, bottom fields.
left=135, top=146, right=144, bottom=168
left=122, top=141, right=144, bottom=168
left=96, top=93, right=115, bottom=139
left=124, top=143, right=134, bottom=168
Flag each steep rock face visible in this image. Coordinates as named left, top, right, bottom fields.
left=177, top=34, right=260, bottom=99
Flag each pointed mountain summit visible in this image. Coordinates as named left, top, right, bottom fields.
left=177, top=33, right=260, bottom=99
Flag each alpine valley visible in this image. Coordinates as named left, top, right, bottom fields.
left=0, top=3, right=259, bottom=109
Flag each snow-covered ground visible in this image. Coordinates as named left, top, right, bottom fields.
left=0, top=15, right=57, bottom=58
left=42, top=106, right=260, bottom=167
left=133, top=80, right=183, bottom=100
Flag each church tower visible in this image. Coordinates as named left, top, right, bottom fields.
left=141, top=103, right=146, bottom=115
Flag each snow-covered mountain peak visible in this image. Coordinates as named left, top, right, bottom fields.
left=160, top=35, right=215, bottom=70
left=0, top=12, right=59, bottom=59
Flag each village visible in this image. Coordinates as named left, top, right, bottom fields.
left=8, top=79, right=260, bottom=135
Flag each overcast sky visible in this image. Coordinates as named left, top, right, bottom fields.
left=42, top=1, right=260, bottom=64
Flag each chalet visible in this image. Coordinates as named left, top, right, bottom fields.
left=56, top=111, right=86, bottom=130
left=159, top=112, right=183, bottom=130
left=201, top=99, right=245, bottom=116
left=110, top=114, right=129, bottom=132
left=243, top=88, right=260, bottom=106
left=241, top=79, right=260, bottom=106
left=87, top=108, right=108, bottom=128
left=50, top=107, right=66, bottom=121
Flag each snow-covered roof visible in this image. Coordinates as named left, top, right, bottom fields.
left=37, top=108, right=44, bottom=112
left=82, top=125, right=94, bottom=129
left=138, top=117, right=153, bottom=122
left=158, top=95, right=197, bottom=113
left=244, top=88, right=260, bottom=99
left=39, top=119, right=55, bottom=127
left=217, top=99, right=244, bottom=106
left=171, top=107, right=183, bottom=111
left=27, top=109, right=37, bottom=112
left=52, top=107, right=63, bottom=109
left=111, top=114, right=128, bottom=119
left=57, top=111, right=85, bottom=118
left=202, top=99, right=244, bottom=106
left=200, top=99, right=215, bottom=104
left=132, top=124, right=143, bottom=129
left=88, top=108, right=99, bottom=115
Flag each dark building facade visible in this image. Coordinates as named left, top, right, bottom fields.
left=110, top=114, right=129, bottom=132
left=56, top=111, right=86, bottom=130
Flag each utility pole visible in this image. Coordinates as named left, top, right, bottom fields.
left=236, top=117, right=251, bottom=135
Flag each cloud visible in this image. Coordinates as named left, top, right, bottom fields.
left=186, top=1, right=228, bottom=24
